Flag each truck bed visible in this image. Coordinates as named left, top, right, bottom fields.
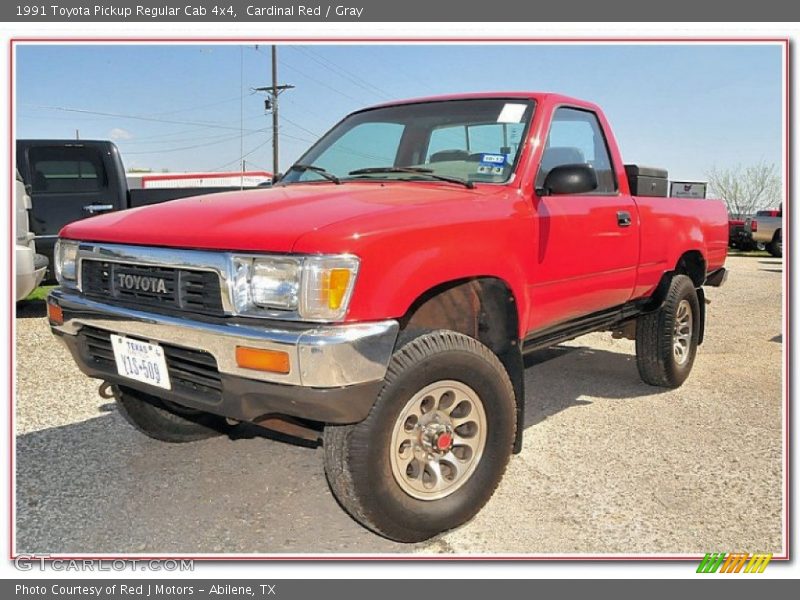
left=632, top=195, right=729, bottom=299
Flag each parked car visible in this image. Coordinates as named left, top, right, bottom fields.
left=745, top=207, right=782, bottom=257
left=729, top=218, right=748, bottom=247
left=15, top=169, right=48, bottom=301
left=15, top=140, right=263, bottom=280
left=46, top=93, right=728, bottom=542
left=728, top=218, right=761, bottom=251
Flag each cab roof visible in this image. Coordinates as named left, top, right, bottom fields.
left=363, top=91, right=600, bottom=112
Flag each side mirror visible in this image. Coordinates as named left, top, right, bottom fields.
left=541, top=163, right=597, bottom=196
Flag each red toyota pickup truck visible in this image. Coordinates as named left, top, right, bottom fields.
left=47, top=93, right=728, bottom=543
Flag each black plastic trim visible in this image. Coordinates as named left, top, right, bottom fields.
left=522, top=301, right=644, bottom=354
left=704, top=268, right=728, bottom=287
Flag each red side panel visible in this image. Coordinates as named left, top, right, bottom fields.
left=632, top=196, right=728, bottom=298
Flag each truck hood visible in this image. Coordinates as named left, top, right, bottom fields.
left=60, top=182, right=495, bottom=253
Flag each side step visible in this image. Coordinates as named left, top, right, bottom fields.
left=521, top=303, right=643, bottom=354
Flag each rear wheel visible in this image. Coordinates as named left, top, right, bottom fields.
left=114, top=385, right=230, bottom=443
left=635, top=274, right=700, bottom=388
left=323, top=330, right=516, bottom=542
left=767, top=230, right=782, bottom=258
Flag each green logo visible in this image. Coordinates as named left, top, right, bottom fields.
left=697, top=552, right=772, bottom=574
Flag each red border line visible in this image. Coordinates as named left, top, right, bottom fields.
left=8, top=36, right=791, bottom=563
left=7, top=36, right=14, bottom=566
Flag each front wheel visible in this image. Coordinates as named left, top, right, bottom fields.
left=635, top=274, right=700, bottom=388
left=323, top=330, right=516, bottom=542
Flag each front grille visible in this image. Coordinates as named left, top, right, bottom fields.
left=81, top=260, right=224, bottom=316
left=80, top=326, right=223, bottom=404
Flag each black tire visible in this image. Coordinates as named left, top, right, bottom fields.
left=323, top=330, right=516, bottom=543
left=114, top=385, right=230, bottom=443
left=635, top=274, right=700, bottom=388
left=767, top=230, right=782, bottom=258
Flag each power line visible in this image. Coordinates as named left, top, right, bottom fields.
left=240, top=45, right=245, bottom=185
left=243, top=159, right=272, bottom=173
left=123, top=128, right=268, bottom=155
left=279, top=114, right=322, bottom=139
left=280, top=131, right=318, bottom=144
left=21, top=104, right=265, bottom=133
left=209, top=136, right=273, bottom=172
left=278, top=58, right=365, bottom=105
left=145, top=92, right=254, bottom=117
left=121, top=127, right=261, bottom=146
left=290, top=46, right=393, bottom=101
left=118, top=126, right=221, bottom=142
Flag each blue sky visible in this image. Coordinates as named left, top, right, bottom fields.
left=15, top=43, right=783, bottom=181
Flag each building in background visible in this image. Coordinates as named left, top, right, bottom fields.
left=127, top=170, right=272, bottom=189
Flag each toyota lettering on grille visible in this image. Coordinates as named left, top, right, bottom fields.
left=116, top=273, right=168, bottom=294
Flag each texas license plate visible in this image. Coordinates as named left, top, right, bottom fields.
left=110, top=334, right=171, bottom=390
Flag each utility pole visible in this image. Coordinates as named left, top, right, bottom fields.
left=271, top=46, right=279, bottom=177
left=254, top=45, right=294, bottom=179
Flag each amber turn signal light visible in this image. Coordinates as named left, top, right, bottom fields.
left=47, top=303, right=64, bottom=326
left=235, top=346, right=290, bottom=374
left=321, top=268, right=352, bottom=310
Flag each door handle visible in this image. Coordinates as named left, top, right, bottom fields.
left=617, top=211, right=632, bottom=227
left=83, top=204, right=115, bottom=215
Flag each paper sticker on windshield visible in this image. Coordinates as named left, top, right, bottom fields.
left=477, top=154, right=507, bottom=175
left=497, top=103, right=527, bottom=123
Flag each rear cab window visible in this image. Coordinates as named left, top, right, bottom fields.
left=28, top=146, right=109, bottom=194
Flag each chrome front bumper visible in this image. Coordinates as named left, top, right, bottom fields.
left=48, top=289, right=399, bottom=388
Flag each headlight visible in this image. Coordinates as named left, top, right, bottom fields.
left=54, top=239, right=79, bottom=285
left=230, top=254, right=359, bottom=321
left=231, top=256, right=302, bottom=313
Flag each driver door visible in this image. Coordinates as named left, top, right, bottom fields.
left=528, top=106, right=639, bottom=332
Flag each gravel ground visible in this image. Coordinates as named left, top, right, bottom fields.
left=14, top=255, right=784, bottom=555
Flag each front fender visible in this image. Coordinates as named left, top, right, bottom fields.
left=292, top=197, right=534, bottom=337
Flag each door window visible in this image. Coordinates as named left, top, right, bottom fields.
left=537, top=108, right=616, bottom=193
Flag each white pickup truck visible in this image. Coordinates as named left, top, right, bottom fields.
left=15, top=170, right=48, bottom=301
left=745, top=206, right=783, bottom=258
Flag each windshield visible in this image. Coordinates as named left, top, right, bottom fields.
left=280, top=98, right=535, bottom=186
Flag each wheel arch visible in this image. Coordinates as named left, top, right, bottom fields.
left=675, top=249, right=707, bottom=288
left=400, top=276, right=519, bottom=354
left=643, top=251, right=707, bottom=345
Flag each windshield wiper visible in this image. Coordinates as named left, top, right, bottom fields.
left=348, top=167, right=475, bottom=189
left=285, top=163, right=341, bottom=184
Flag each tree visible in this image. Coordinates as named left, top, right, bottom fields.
left=706, top=162, right=781, bottom=218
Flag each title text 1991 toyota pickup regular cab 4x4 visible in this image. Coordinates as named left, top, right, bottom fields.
left=47, top=93, right=728, bottom=542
